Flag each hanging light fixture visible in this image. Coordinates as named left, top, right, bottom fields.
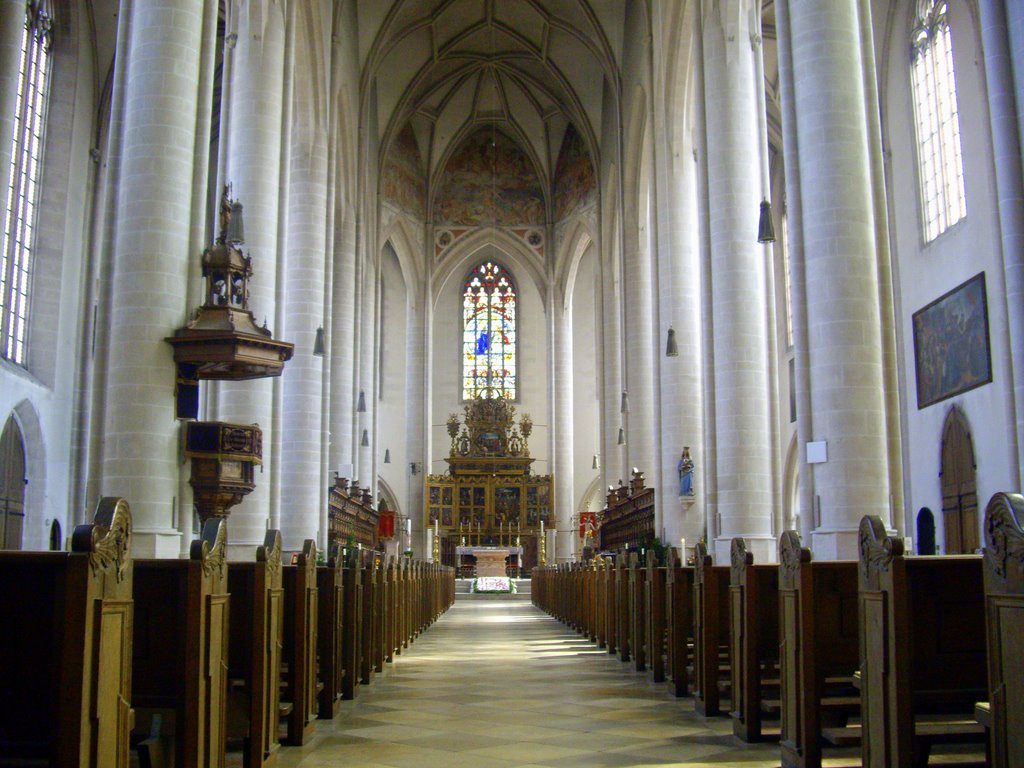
left=313, top=326, right=325, bottom=357
left=592, top=454, right=599, bottom=470
left=758, top=199, right=776, bottom=243
left=360, top=429, right=369, bottom=447
left=357, top=390, right=366, bottom=412
left=665, top=327, right=679, bottom=357
left=620, top=390, right=629, bottom=414
left=384, top=448, right=391, bottom=464
left=617, top=427, right=626, bottom=445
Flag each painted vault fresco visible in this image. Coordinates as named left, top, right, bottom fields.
left=553, top=123, right=596, bottom=221
left=382, top=123, right=426, bottom=220
left=433, top=128, right=545, bottom=226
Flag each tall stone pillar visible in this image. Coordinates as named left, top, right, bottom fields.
left=218, top=1, right=287, bottom=551
left=0, top=1, right=25, bottom=220
left=355, top=257, right=378, bottom=496
left=280, top=134, right=327, bottom=548
left=103, top=0, right=207, bottom=557
left=980, top=0, right=1024, bottom=489
left=702, top=0, right=775, bottom=563
left=778, top=0, right=891, bottom=557
left=623, top=164, right=657, bottom=489
left=552, top=289, right=574, bottom=562
left=329, top=205, right=357, bottom=475
left=404, top=284, right=427, bottom=553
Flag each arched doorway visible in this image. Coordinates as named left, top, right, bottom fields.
left=0, top=416, right=27, bottom=550
left=916, top=507, right=936, bottom=555
left=940, top=406, right=978, bottom=553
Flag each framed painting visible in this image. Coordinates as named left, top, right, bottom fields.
left=912, top=272, right=992, bottom=409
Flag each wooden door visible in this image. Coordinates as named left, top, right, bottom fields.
left=0, top=415, right=26, bottom=550
left=940, top=407, right=979, bottom=553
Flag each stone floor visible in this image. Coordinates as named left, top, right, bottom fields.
left=276, top=598, right=789, bottom=768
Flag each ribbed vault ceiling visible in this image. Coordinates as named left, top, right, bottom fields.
left=361, top=0, right=622, bottom=182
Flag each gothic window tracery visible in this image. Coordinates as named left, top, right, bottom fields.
left=910, top=0, right=966, bottom=242
left=462, top=261, right=516, bottom=400
left=1, top=1, right=52, bottom=365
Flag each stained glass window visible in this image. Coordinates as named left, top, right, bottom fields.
left=2, top=2, right=52, bottom=365
left=910, top=0, right=966, bottom=242
left=462, top=261, right=516, bottom=400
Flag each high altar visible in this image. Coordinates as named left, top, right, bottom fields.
left=426, top=396, right=553, bottom=572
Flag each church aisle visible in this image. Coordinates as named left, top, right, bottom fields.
left=277, top=598, right=781, bottom=768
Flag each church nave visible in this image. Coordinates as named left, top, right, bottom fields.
left=277, top=597, right=780, bottom=768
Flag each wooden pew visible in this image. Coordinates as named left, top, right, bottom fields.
left=980, top=491, right=1024, bottom=767
left=728, top=538, right=780, bottom=742
left=604, top=556, right=618, bottom=654
left=693, top=541, right=730, bottom=716
left=777, top=530, right=860, bottom=768
left=340, top=548, right=362, bottom=700
left=132, top=517, right=230, bottom=768
left=226, top=530, right=285, bottom=768
left=281, top=540, right=318, bottom=746
left=628, top=552, right=646, bottom=671
left=615, top=555, right=630, bottom=662
left=645, top=549, right=666, bottom=683
left=858, top=515, right=987, bottom=767
left=665, top=548, right=695, bottom=698
left=317, top=545, right=343, bottom=719
left=595, top=558, right=608, bottom=649
left=359, top=551, right=377, bottom=685
left=0, top=497, right=133, bottom=768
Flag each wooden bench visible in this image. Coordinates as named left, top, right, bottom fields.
left=858, top=514, right=987, bottom=767
left=777, top=530, right=860, bottom=767
left=340, top=549, right=362, bottom=700
left=359, top=551, right=377, bottom=685
left=595, top=558, right=608, bottom=649
left=616, top=556, right=630, bottom=662
left=317, top=545, right=343, bottom=719
left=226, top=529, right=285, bottom=768
left=665, top=548, right=695, bottom=698
left=0, top=497, right=133, bottom=768
left=980, top=491, right=1024, bottom=767
left=728, top=538, right=779, bottom=742
left=628, top=552, right=646, bottom=671
left=644, top=550, right=666, bottom=683
left=281, top=539, right=318, bottom=746
left=132, top=517, right=230, bottom=768
left=693, top=541, right=730, bottom=716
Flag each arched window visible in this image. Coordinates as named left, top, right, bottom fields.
left=1, top=2, right=52, bottom=365
left=462, top=261, right=516, bottom=400
left=910, top=0, right=966, bottom=242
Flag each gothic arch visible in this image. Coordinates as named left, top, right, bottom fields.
left=380, top=221, right=422, bottom=307
left=3, top=400, right=45, bottom=549
left=555, top=220, right=597, bottom=312
left=376, top=477, right=402, bottom=520
left=431, top=227, right=547, bottom=310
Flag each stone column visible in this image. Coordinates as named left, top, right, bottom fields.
left=329, top=205, right=357, bottom=475
left=404, top=282, right=426, bottom=552
left=601, top=239, right=626, bottom=492
left=552, top=289, right=574, bottom=562
left=779, top=0, right=891, bottom=558
left=702, top=0, right=775, bottom=563
left=280, top=134, right=327, bottom=548
left=355, top=256, right=378, bottom=496
left=103, top=0, right=207, bottom=557
left=623, top=163, right=657, bottom=489
left=0, top=1, right=24, bottom=221
left=217, top=0, right=287, bottom=552
left=980, top=0, right=1024, bottom=489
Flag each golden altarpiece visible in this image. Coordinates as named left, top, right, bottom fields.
left=426, top=397, right=552, bottom=572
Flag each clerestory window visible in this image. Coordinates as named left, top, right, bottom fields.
left=1, top=2, right=52, bottom=365
left=910, top=0, right=966, bottom=242
left=462, top=261, right=516, bottom=400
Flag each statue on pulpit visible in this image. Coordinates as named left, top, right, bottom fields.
left=677, top=447, right=695, bottom=497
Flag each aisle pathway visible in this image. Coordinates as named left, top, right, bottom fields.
left=278, top=598, right=781, bottom=767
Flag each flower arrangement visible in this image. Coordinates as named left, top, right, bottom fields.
left=471, top=576, right=516, bottom=593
